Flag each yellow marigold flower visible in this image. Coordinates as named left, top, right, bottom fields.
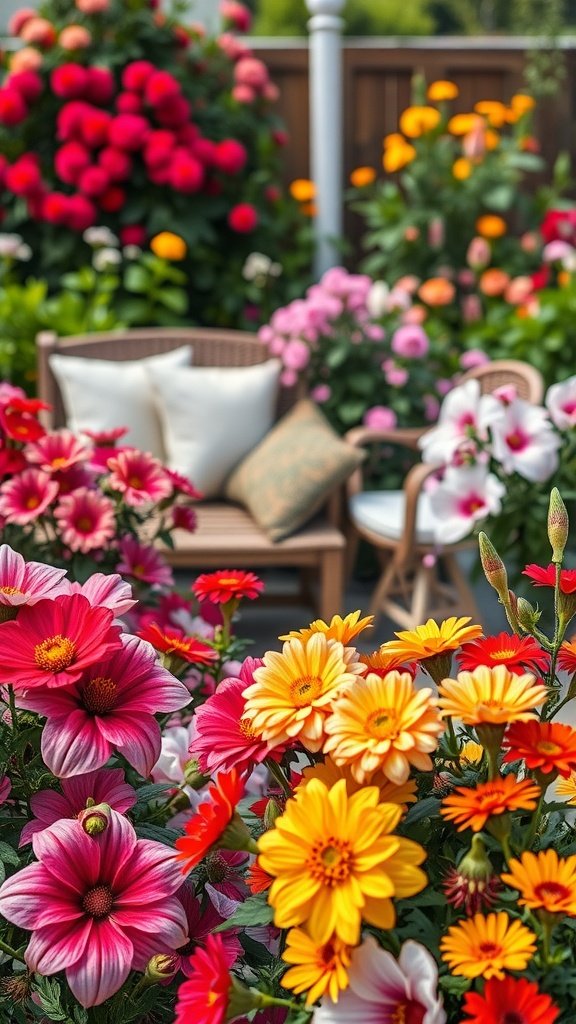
left=399, top=105, right=441, bottom=138
left=441, top=775, right=540, bottom=832
left=242, top=634, right=360, bottom=753
left=501, top=849, right=576, bottom=916
left=437, top=665, right=547, bottom=726
left=448, top=113, right=481, bottom=135
left=427, top=79, right=459, bottom=102
left=459, top=739, right=484, bottom=766
left=441, top=912, right=537, bottom=979
left=299, top=756, right=418, bottom=809
left=383, top=141, right=416, bottom=173
left=383, top=132, right=407, bottom=149
left=281, top=928, right=351, bottom=1005
left=323, top=670, right=444, bottom=785
left=453, top=157, right=472, bottom=180
left=290, top=178, right=316, bottom=202
left=474, top=100, right=509, bottom=127
left=150, top=231, right=187, bottom=261
left=511, top=92, right=536, bottom=116
left=350, top=166, right=376, bottom=188
left=280, top=610, right=374, bottom=646
left=556, top=771, right=576, bottom=804
left=476, top=214, right=507, bottom=238
left=381, top=617, right=482, bottom=662
left=258, top=778, right=427, bottom=945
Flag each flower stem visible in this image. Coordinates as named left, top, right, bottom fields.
left=0, top=937, right=25, bottom=962
left=260, top=992, right=309, bottom=1013
left=265, top=758, right=292, bottom=800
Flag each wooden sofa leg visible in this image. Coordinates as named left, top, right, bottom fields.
left=319, top=549, right=344, bottom=622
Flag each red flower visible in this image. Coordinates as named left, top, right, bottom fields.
left=175, top=769, right=245, bottom=874
left=55, top=142, right=91, bottom=185
left=86, top=67, right=115, bottom=105
left=169, top=151, right=204, bottom=193
left=155, top=95, right=190, bottom=128
left=116, top=91, right=142, bottom=114
left=79, top=106, right=112, bottom=148
left=523, top=563, right=576, bottom=594
left=121, top=60, right=155, bottom=92
left=78, top=166, right=109, bottom=198
left=137, top=622, right=218, bottom=666
left=530, top=265, right=551, bottom=291
left=108, top=113, right=149, bottom=150
left=0, top=89, right=28, bottom=126
left=99, top=147, right=132, bottom=182
left=120, top=225, right=146, bottom=246
left=5, top=157, right=41, bottom=197
left=42, top=192, right=70, bottom=224
left=213, top=138, right=247, bottom=175
left=99, top=186, right=125, bottom=212
left=65, top=194, right=96, bottom=231
left=246, top=859, right=273, bottom=895
left=558, top=640, right=576, bottom=674
left=192, top=136, right=217, bottom=166
left=192, top=570, right=264, bottom=605
left=9, top=70, right=43, bottom=103
left=462, top=976, right=560, bottom=1024
left=144, top=70, right=181, bottom=106
left=174, top=933, right=232, bottom=1024
left=457, top=632, right=549, bottom=676
left=541, top=208, right=576, bottom=246
left=51, top=64, right=89, bottom=100
left=228, top=202, right=258, bottom=233
left=503, top=720, right=576, bottom=777
left=0, top=396, right=48, bottom=442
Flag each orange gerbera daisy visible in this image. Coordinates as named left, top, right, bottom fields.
left=136, top=623, right=218, bottom=666
left=399, top=105, right=441, bottom=138
left=440, top=911, right=537, bottom=979
left=441, top=775, right=540, bottom=832
left=558, top=639, right=576, bottom=674
left=503, top=720, right=576, bottom=777
left=241, top=634, right=360, bottom=752
left=323, top=670, right=444, bottom=784
left=281, top=928, right=352, bottom=1005
left=246, top=858, right=273, bottom=895
left=462, top=976, right=560, bottom=1024
left=437, top=665, right=547, bottom=726
left=175, top=769, right=252, bottom=873
left=279, top=610, right=373, bottom=645
left=192, top=569, right=263, bottom=605
left=501, top=849, right=576, bottom=916
left=299, top=755, right=418, bottom=809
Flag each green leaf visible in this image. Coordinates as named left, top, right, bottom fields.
left=214, top=894, right=274, bottom=931
left=0, top=841, right=20, bottom=866
left=134, top=823, right=183, bottom=845
left=158, top=287, right=188, bottom=314
left=124, top=264, right=151, bottom=294
left=404, top=796, right=441, bottom=825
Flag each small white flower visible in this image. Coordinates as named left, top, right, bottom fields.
left=242, top=251, right=273, bottom=281
left=366, top=280, right=389, bottom=318
left=15, top=243, right=32, bottom=262
left=269, top=261, right=282, bottom=277
left=83, top=226, right=120, bottom=248
left=0, top=233, right=25, bottom=258
left=122, top=245, right=142, bottom=260
left=93, top=247, right=122, bottom=272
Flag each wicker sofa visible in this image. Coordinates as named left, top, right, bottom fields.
left=36, top=327, right=347, bottom=620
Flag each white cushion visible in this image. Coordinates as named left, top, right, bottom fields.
left=149, top=359, right=281, bottom=497
left=49, top=345, right=193, bottom=460
left=349, top=489, right=438, bottom=545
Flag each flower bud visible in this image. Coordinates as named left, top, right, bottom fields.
left=478, top=532, right=508, bottom=601
left=548, top=487, right=569, bottom=564
left=145, top=952, right=179, bottom=983
left=443, top=835, right=501, bottom=915
left=78, top=802, right=111, bottom=835
left=184, top=759, right=211, bottom=789
left=263, top=797, right=283, bottom=830
left=516, top=597, right=541, bottom=633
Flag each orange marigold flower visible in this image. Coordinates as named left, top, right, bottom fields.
left=457, top=632, right=549, bottom=676
left=453, top=157, right=473, bottom=180
left=474, top=100, right=509, bottom=127
left=440, top=911, right=537, bottom=979
left=427, top=79, right=459, bottom=101
left=441, top=775, right=540, bottom=832
left=350, top=166, right=376, bottom=188
left=280, top=610, right=374, bottom=646
left=399, top=105, right=441, bottom=138
left=503, top=720, right=576, bottom=777
left=175, top=768, right=247, bottom=873
left=501, top=849, right=576, bottom=916
left=150, top=231, right=187, bottom=261
left=437, top=665, right=547, bottom=726
left=290, top=178, right=316, bottom=202
left=383, top=140, right=416, bottom=173
left=448, top=112, right=483, bottom=135
left=192, top=569, right=263, bottom=605
left=300, top=201, right=317, bottom=217
left=479, top=268, right=510, bottom=297
left=323, top=670, right=444, bottom=785
left=383, top=132, right=406, bottom=149
left=484, top=128, right=500, bottom=150
left=418, top=277, right=456, bottom=306
left=476, top=214, right=507, bottom=239
left=511, top=92, right=536, bottom=116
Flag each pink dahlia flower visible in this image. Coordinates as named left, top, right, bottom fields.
left=0, top=811, right=188, bottom=1007
left=116, top=535, right=174, bottom=588
left=314, top=936, right=446, bottom=1024
left=193, top=658, right=283, bottom=775
left=0, top=543, right=68, bottom=611
left=63, top=572, right=136, bottom=616
left=25, top=428, right=91, bottom=473
left=0, top=467, right=58, bottom=525
left=0, top=593, right=122, bottom=691
left=19, top=767, right=136, bottom=845
left=54, top=487, right=116, bottom=553
left=19, top=633, right=190, bottom=777
left=107, top=449, right=173, bottom=506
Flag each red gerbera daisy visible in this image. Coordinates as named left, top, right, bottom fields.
left=137, top=622, right=218, bottom=666
left=523, top=563, right=576, bottom=594
left=503, top=720, right=576, bottom=778
left=458, top=632, right=549, bottom=676
left=246, top=859, right=273, bottom=895
left=461, top=975, right=560, bottom=1024
left=558, top=639, right=576, bottom=674
left=0, top=594, right=122, bottom=690
left=175, top=768, right=248, bottom=874
left=0, top=396, right=49, bottom=442
left=192, top=570, right=264, bottom=605
left=176, top=933, right=232, bottom=1024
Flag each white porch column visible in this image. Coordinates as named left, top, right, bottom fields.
left=305, top=0, right=345, bottom=277
left=191, top=0, right=221, bottom=34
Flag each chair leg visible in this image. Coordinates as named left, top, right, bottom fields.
left=345, top=524, right=360, bottom=580
left=368, top=558, right=400, bottom=626
left=442, top=552, right=482, bottom=623
left=318, top=548, right=344, bottom=622
left=410, top=563, right=433, bottom=624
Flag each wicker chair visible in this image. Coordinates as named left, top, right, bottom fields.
left=36, top=327, right=346, bottom=620
left=345, top=359, right=545, bottom=630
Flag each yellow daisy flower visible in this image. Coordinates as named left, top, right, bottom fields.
left=258, top=778, right=427, bottom=945
left=427, top=79, right=459, bottom=102
left=459, top=739, right=484, bottom=766
left=437, top=665, right=547, bottom=726
left=399, top=105, right=441, bottom=138
left=440, top=911, right=537, bottom=979
left=556, top=771, right=576, bottom=804
left=501, top=849, right=576, bottom=916
left=381, top=617, right=482, bottom=662
left=280, top=610, right=374, bottom=645
left=281, top=928, right=352, bottom=1005
left=323, top=671, right=444, bottom=784
left=299, top=756, right=418, bottom=809
left=242, top=634, right=360, bottom=753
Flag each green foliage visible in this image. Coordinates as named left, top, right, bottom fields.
left=253, top=0, right=434, bottom=35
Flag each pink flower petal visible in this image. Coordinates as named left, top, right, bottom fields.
left=65, top=918, right=133, bottom=1007
left=114, top=840, right=182, bottom=903
left=102, top=712, right=161, bottom=777
left=32, top=819, right=100, bottom=889
left=26, top=918, right=93, bottom=975
left=113, top=897, right=188, bottom=951
left=41, top=711, right=112, bottom=777
left=0, top=863, right=67, bottom=929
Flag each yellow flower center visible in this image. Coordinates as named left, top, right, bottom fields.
left=34, top=634, right=76, bottom=672
left=0, top=586, right=24, bottom=595
left=83, top=676, right=117, bottom=715
left=206, top=991, right=219, bottom=1007
left=217, top=577, right=239, bottom=586
left=128, top=475, right=144, bottom=489
left=536, top=740, right=562, bottom=755
left=26, top=495, right=40, bottom=510
left=239, top=718, right=258, bottom=740
left=491, top=648, right=516, bottom=660
left=289, top=674, right=322, bottom=707
left=391, top=1001, right=426, bottom=1024
left=51, top=456, right=68, bottom=469
left=367, top=707, right=399, bottom=740
left=76, top=516, right=94, bottom=533
left=309, top=838, right=352, bottom=886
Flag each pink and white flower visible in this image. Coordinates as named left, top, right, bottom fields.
left=19, top=767, right=136, bottom=846
left=116, top=535, right=174, bottom=588
left=25, top=428, right=91, bottom=473
left=54, top=487, right=116, bottom=553
left=107, top=449, right=173, bottom=506
left=64, top=573, right=136, bottom=617
left=151, top=719, right=207, bottom=811
left=314, top=936, right=446, bottom=1024
left=0, top=544, right=67, bottom=610
left=487, top=395, right=561, bottom=482
left=428, top=464, right=506, bottom=544
left=19, top=633, right=190, bottom=777
left=546, top=375, right=576, bottom=430
left=0, top=467, right=59, bottom=525
left=419, top=380, right=487, bottom=465
left=0, top=811, right=188, bottom=1007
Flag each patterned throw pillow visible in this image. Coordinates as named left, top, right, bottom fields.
left=224, top=399, right=365, bottom=541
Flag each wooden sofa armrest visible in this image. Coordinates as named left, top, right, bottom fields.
left=344, top=424, right=429, bottom=498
